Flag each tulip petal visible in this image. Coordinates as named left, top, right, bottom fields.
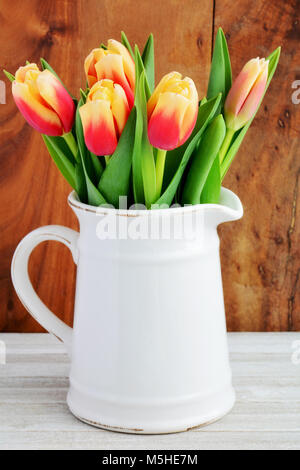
left=37, top=70, right=75, bottom=133
left=107, top=39, right=135, bottom=90
left=178, top=77, right=198, bottom=145
left=84, top=48, right=105, bottom=88
left=148, top=92, right=190, bottom=150
left=111, top=83, right=130, bottom=136
left=225, top=58, right=261, bottom=118
left=147, top=71, right=182, bottom=118
left=178, top=102, right=198, bottom=146
left=95, top=54, right=134, bottom=108
left=12, top=81, right=63, bottom=136
left=79, top=100, right=117, bottom=155
left=236, top=60, right=268, bottom=129
left=84, top=42, right=135, bottom=107
left=87, top=79, right=130, bottom=136
left=88, top=79, right=113, bottom=102
left=15, top=63, right=39, bottom=83
left=147, top=74, right=198, bottom=150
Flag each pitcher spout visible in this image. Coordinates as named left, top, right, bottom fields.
left=205, top=187, right=244, bottom=227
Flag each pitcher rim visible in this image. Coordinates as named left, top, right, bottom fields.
left=68, top=188, right=243, bottom=219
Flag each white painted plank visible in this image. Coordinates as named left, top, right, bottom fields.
left=1, top=332, right=299, bottom=352
left=234, top=376, right=300, bottom=402
left=0, top=376, right=299, bottom=404
left=0, top=401, right=299, bottom=433
left=0, top=430, right=299, bottom=450
left=0, top=363, right=70, bottom=378
left=0, top=333, right=63, bottom=346
left=228, top=332, right=300, bottom=352
left=1, top=358, right=298, bottom=379
left=0, top=333, right=299, bottom=450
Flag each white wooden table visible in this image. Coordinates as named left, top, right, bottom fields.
left=0, top=333, right=299, bottom=450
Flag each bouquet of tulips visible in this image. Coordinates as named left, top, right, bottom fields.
left=4, top=30, right=280, bottom=209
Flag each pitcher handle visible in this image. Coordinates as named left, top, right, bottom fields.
left=11, top=225, right=79, bottom=356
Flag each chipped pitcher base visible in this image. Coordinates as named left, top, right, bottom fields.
left=67, top=385, right=236, bottom=435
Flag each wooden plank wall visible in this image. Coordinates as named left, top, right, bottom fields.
left=0, top=0, right=299, bottom=331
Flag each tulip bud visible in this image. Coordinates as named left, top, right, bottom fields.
left=79, top=79, right=130, bottom=156
left=84, top=40, right=135, bottom=108
left=147, top=72, right=198, bottom=151
left=12, top=63, right=75, bottom=136
left=224, top=57, right=269, bottom=131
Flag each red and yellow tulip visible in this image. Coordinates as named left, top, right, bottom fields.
left=12, top=64, right=75, bottom=136
left=224, top=57, right=269, bottom=131
left=84, top=40, right=135, bottom=108
left=147, top=72, right=198, bottom=151
left=79, top=79, right=130, bottom=156
left=3, top=30, right=280, bottom=209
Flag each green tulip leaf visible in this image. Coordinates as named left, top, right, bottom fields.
left=134, top=45, right=151, bottom=99
left=221, top=30, right=232, bottom=98
left=139, top=72, right=156, bottom=208
left=49, top=135, right=77, bottom=165
left=3, top=70, right=15, bottom=82
left=154, top=94, right=222, bottom=207
left=80, top=88, right=88, bottom=102
left=142, top=33, right=155, bottom=93
left=207, top=28, right=232, bottom=109
left=132, top=65, right=156, bottom=208
left=221, top=46, right=281, bottom=180
left=200, top=154, right=221, bottom=204
left=75, top=159, right=88, bottom=203
left=132, top=50, right=145, bottom=204
left=121, top=31, right=134, bottom=59
left=132, top=45, right=154, bottom=205
left=42, top=135, right=76, bottom=189
left=182, top=115, right=226, bottom=205
left=75, top=99, right=107, bottom=206
left=90, top=152, right=104, bottom=184
left=98, top=107, right=136, bottom=208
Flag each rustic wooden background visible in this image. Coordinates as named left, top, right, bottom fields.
left=0, top=0, right=299, bottom=331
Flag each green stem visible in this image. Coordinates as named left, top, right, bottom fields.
left=155, top=149, right=167, bottom=200
left=105, top=155, right=111, bottom=166
left=63, top=131, right=78, bottom=161
left=218, top=128, right=235, bottom=164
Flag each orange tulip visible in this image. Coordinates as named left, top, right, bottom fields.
left=224, top=57, right=269, bottom=131
left=12, top=63, right=75, bottom=136
left=79, top=79, right=130, bottom=156
left=147, top=72, right=198, bottom=151
left=84, top=40, right=135, bottom=108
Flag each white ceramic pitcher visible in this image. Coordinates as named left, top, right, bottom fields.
left=11, top=187, right=243, bottom=434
